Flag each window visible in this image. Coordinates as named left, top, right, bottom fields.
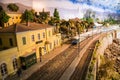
left=44, top=46, right=46, bottom=54
left=16, top=16, right=18, bottom=19
left=38, top=33, right=40, bottom=40
left=54, top=40, right=56, bottom=47
left=22, top=37, right=26, bottom=45
left=0, top=63, right=8, bottom=76
left=43, top=32, right=45, bottom=38
left=13, top=58, right=18, bottom=70
left=12, top=17, right=14, bottom=19
left=31, top=35, right=35, bottom=41
left=50, top=43, right=52, bottom=49
left=0, top=38, right=2, bottom=45
left=9, top=38, right=13, bottom=46
left=49, top=31, right=51, bottom=37
left=52, top=29, right=54, bottom=35
left=57, top=40, right=58, bottom=45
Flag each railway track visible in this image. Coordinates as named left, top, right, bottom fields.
left=27, top=34, right=100, bottom=80
left=70, top=41, right=97, bottom=80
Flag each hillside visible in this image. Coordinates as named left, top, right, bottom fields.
left=97, top=39, right=120, bottom=80
left=0, top=2, right=32, bottom=13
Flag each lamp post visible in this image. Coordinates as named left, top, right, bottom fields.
left=76, top=22, right=80, bottom=55
left=39, top=47, right=42, bottom=62
left=78, top=32, right=80, bottom=55
left=39, top=47, right=44, bottom=62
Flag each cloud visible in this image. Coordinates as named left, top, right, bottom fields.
left=71, top=0, right=120, bottom=11
left=33, top=0, right=107, bottom=12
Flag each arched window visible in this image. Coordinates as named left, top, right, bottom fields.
left=13, top=58, right=18, bottom=70
left=0, top=63, right=8, bottom=76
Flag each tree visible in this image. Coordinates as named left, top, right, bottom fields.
left=7, top=3, right=19, bottom=12
left=39, top=8, right=49, bottom=24
left=0, top=10, right=10, bottom=27
left=53, top=8, right=60, bottom=20
left=22, top=9, right=34, bottom=26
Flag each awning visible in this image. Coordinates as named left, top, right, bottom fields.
left=20, top=52, right=37, bottom=70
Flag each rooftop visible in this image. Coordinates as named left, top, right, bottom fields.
left=0, top=23, right=53, bottom=33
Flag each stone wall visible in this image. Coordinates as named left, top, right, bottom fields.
left=86, top=28, right=120, bottom=80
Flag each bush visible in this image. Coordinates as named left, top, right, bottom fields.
left=7, top=3, right=19, bottom=12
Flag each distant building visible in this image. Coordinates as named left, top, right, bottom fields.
left=0, top=23, right=61, bottom=79
left=0, top=2, right=32, bottom=27
left=4, top=12, right=22, bottom=27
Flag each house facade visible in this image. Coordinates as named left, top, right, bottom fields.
left=0, top=23, right=61, bottom=79
left=4, top=12, right=22, bottom=27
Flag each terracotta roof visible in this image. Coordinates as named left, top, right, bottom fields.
left=0, top=23, right=53, bottom=33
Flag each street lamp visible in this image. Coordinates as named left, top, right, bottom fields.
left=39, top=47, right=44, bottom=62
left=76, top=22, right=80, bottom=55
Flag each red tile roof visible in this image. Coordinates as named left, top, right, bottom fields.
left=0, top=23, right=53, bottom=33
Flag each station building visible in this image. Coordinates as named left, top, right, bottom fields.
left=0, top=23, right=61, bottom=79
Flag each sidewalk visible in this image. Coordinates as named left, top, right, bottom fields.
left=5, top=44, right=70, bottom=80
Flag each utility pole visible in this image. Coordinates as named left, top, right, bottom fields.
left=76, top=22, right=80, bottom=55
left=39, top=47, right=42, bottom=62
left=78, top=30, right=80, bottom=55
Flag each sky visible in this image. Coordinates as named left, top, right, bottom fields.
left=32, top=0, right=120, bottom=13
left=0, top=0, right=120, bottom=19
left=0, top=0, right=119, bottom=13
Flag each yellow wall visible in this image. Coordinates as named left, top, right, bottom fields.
left=0, top=33, right=16, bottom=49
left=4, top=13, right=22, bottom=27
left=0, top=26, right=61, bottom=79
left=0, top=47, right=18, bottom=79
left=16, top=27, right=61, bottom=58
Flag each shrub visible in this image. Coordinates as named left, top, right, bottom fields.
left=7, top=3, right=19, bottom=12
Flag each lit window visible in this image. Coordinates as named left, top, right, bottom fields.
left=22, top=37, right=26, bottom=45
left=9, top=38, right=13, bottom=46
left=38, top=33, right=40, bottom=40
left=0, top=38, right=2, bottom=45
left=43, top=32, right=45, bottom=38
left=0, top=63, right=8, bottom=76
left=31, top=35, right=35, bottom=41
left=13, top=58, right=18, bottom=70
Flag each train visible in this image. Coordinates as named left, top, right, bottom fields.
left=71, top=28, right=97, bottom=45
left=71, top=25, right=120, bottom=45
